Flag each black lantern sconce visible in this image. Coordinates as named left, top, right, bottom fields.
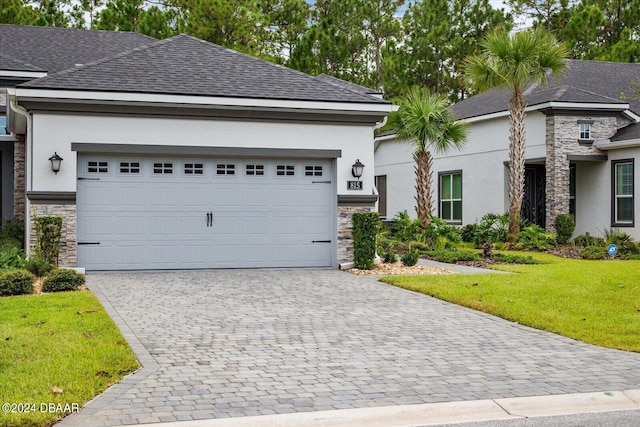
left=49, top=152, right=63, bottom=174
left=351, top=159, right=364, bottom=179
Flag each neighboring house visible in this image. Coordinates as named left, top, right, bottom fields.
left=1, top=24, right=393, bottom=270
left=375, top=60, right=640, bottom=240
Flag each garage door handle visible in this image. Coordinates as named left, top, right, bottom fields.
left=206, top=212, right=212, bottom=227
left=312, top=240, right=331, bottom=243
left=78, top=242, right=101, bottom=245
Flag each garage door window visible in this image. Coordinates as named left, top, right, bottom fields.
left=276, top=165, right=295, bottom=176
left=246, top=164, right=265, bottom=176
left=153, top=162, right=173, bottom=174
left=217, top=164, right=235, bottom=175
left=184, top=163, right=204, bottom=175
left=305, top=166, right=323, bottom=177
left=119, top=162, right=140, bottom=174
left=87, top=161, right=109, bottom=174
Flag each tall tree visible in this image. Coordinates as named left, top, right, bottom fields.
left=0, top=0, right=37, bottom=24
left=260, top=0, right=310, bottom=63
left=389, top=88, right=468, bottom=225
left=465, top=28, right=568, bottom=237
left=95, top=0, right=146, bottom=31
left=506, top=0, right=569, bottom=30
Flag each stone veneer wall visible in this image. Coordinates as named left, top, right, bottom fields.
left=337, top=205, right=374, bottom=264
left=545, top=114, right=616, bottom=230
left=13, top=135, right=25, bottom=220
left=28, top=203, right=77, bottom=267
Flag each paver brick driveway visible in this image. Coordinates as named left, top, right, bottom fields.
left=61, top=269, right=640, bottom=426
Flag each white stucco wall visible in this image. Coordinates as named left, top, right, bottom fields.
left=374, top=111, right=547, bottom=223
left=575, top=149, right=640, bottom=240
left=30, top=113, right=376, bottom=196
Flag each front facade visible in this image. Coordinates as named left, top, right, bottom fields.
left=2, top=25, right=393, bottom=270
left=375, top=60, right=640, bottom=240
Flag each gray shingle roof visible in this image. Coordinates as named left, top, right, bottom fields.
left=611, top=123, right=640, bottom=141
left=453, top=59, right=640, bottom=120
left=20, top=34, right=390, bottom=104
left=0, top=52, right=45, bottom=72
left=0, top=24, right=154, bottom=74
left=314, top=74, right=382, bottom=97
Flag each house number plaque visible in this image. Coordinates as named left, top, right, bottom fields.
left=347, top=180, right=363, bottom=190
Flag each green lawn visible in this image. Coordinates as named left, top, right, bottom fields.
left=380, top=252, right=640, bottom=353
left=0, top=291, right=140, bottom=427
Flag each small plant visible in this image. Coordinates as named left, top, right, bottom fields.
left=482, top=242, right=493, bottom=260
left=0, top=238, right=22, bottom=253
left=427, top=216, right=462, bottom=243
left=0, top=218, right=24, bottom=248
left=426, top=250, right=480, bottom=263
left=460, top=223, right=478, bottom=243
left=0, top=248, right=26, bottom=271
left=554, top=214, right=575, bottom=244
left=352, top=212, right=381, bottom=270
left=383, top=251, right=397, bottom=263
left=33, top=216, right=63, bottom=267
left=401, top=250, right=419, bottom=266
left=493, top=253, right=538, bottom=264
left=0, top=269, right=35, bottom=296
left=516, top=225, right=557, bottom=251
left=42, top=269, right=85, bottom=292
left=573, top=233, right=604, bottom=248
left=408, top=241, right=432, bottom=253
left=473, top=213, right=510, bottom=246
left=389, top=212, right=424, bottom=242
left=24, top=255, right=53, bottom=277
left=580, top=245, right=606, bottom=260
left=602, top=228, right=638, bottom=254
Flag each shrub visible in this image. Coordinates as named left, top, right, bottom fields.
left=473, top=213, right=509, bottom=246
left=427, top=216, right=462, bottom=243
left=426, top=250, right=480, bottom=264
left=0, top=238, right=22, bottom=253
left=0, top=248, right=26, bottom=271
left=493, top=253, right=538, bottom=264
left=620, top=253, right=640, bottom=260
left=352, top=212, right=381, bottom=270
left=581, top=245, right=606, bottom=260
left=460, top=224, right=478, bottom=243
left=555, top=214, right=575, bottom=244
left=516, top=225, right=557, bottom=250
left=34, top=216, right=63, bottom=267
left=0, top=218, right=24, bottom=247
left=42, top=269, right=85, bottom=292
left=573, top=233, right=604, bottom=248
left=401, top=250, right=419, bottom=266
left=388, top=212, right=423, bottom=242
left=408, top=241, right=432, bottom=253
left=24, top=255, right=53, bottom=277
left=602, top=228, right=638, bottom=254
left=382, top=252, right=397, bottom=263
left=0, top=269, right=35, bottom=296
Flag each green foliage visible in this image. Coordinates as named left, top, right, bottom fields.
left=516, top=225, right=557, bottom=250
left=0, top=269, right=35, bottom=296
left=473, top=213, right=510, bottom=246
left=382, top=251, right=397, bottom=263
left=426, top=249, right=480, bottom=263
left=33, top=216, right=63, bottom=267
left=408, top=241, right=433, bottom=253
left=428, top=216, right=462, bottom=243
left=620, top=253, right=640, bottom=260
left=42, top=269, right=86, bottom=292
left=602, top=228, right=639, bottom=254
left=0, top=238, right=22, bottom=253
left=0, top=248, right=26, bottom=271
left=460, top=223, right=478, bottom=243
left=388, top=212, right=424, bottom=242
left=581, top=245, right=606, bottom=260
left=573, top=233, right=604, bottom=247
left=0, top=218, right=25, bottom=246
left=401, top=250, right=419, bottom=266
left=352, top=212, right=381, bottom=270
left=24, top=255, right=54, bottom=277
left=493, top=253, right=537, bottom=264
left=554, top=214, right=575, bottom=244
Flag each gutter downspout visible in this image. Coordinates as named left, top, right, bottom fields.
left=8, top=93, right=32, bottom=254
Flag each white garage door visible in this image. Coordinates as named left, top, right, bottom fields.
left=77, top=155, right=335, bottom=270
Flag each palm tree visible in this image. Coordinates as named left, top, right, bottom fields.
left=464, top=27, right=568, bottom=237
left=390, top=88, right=468, bottom=225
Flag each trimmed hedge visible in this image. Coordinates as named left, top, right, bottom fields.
left=43, top=269, right=85, bottom=292
left=555, top=214, right=575, bottom=244
left=0, top=269, right=35, bottom=296
left=352, top=212, right=381, bottom=270
left=34, top=216, right=63, bottom=267
left=401, top=250, right=419, bottom=266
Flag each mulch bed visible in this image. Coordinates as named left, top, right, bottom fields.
left=347, top=262, right=453, bottom=276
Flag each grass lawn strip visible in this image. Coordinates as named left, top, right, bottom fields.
left=380, top=252, right=640, bottom=353
left=0, top=291, right=140, bottom=427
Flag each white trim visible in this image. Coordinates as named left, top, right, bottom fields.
left=7, top=87, right=394, bottom=115
left=462, top=101, right=630, bottom=124
left=596, top=139, right=640, bottom=150
left=0, top=70, right=47, bottom=79
left=623, top=110, right=640, bottom=123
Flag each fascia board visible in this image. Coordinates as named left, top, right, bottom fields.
left=462, top=102, right=629, bottom=124
left=0, top=70, right=47, bottom=78
left=595, top=139, right=640, bottom=150
left=11, top=88, right=394, bottom=115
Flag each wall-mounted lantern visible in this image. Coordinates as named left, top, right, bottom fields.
left=49, top=152, right=63, bottom=174
left=351, top=159, right=364, bottom=179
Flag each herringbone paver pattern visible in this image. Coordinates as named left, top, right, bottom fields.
left=60, top=269, right=640, bottom=426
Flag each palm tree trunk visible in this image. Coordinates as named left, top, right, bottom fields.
left=508, top=90, right=527, bottom=238
left=414, top=150, right=433, bottom=225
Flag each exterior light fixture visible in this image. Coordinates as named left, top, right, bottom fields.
left=351, top=159, right=364, bottom=179
left=49, top=152, right=63, bottom=174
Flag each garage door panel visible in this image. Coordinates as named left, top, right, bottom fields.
left=78, top=156, right=334, bottom=270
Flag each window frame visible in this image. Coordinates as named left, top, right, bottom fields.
left=438, top=170, right=463, bottom=224
left=611, top=159, right=635, bottom=227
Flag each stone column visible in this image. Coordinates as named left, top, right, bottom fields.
left=13, top=135, right=25, bottom=220
left=28, top=203, right=77, bottom=268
